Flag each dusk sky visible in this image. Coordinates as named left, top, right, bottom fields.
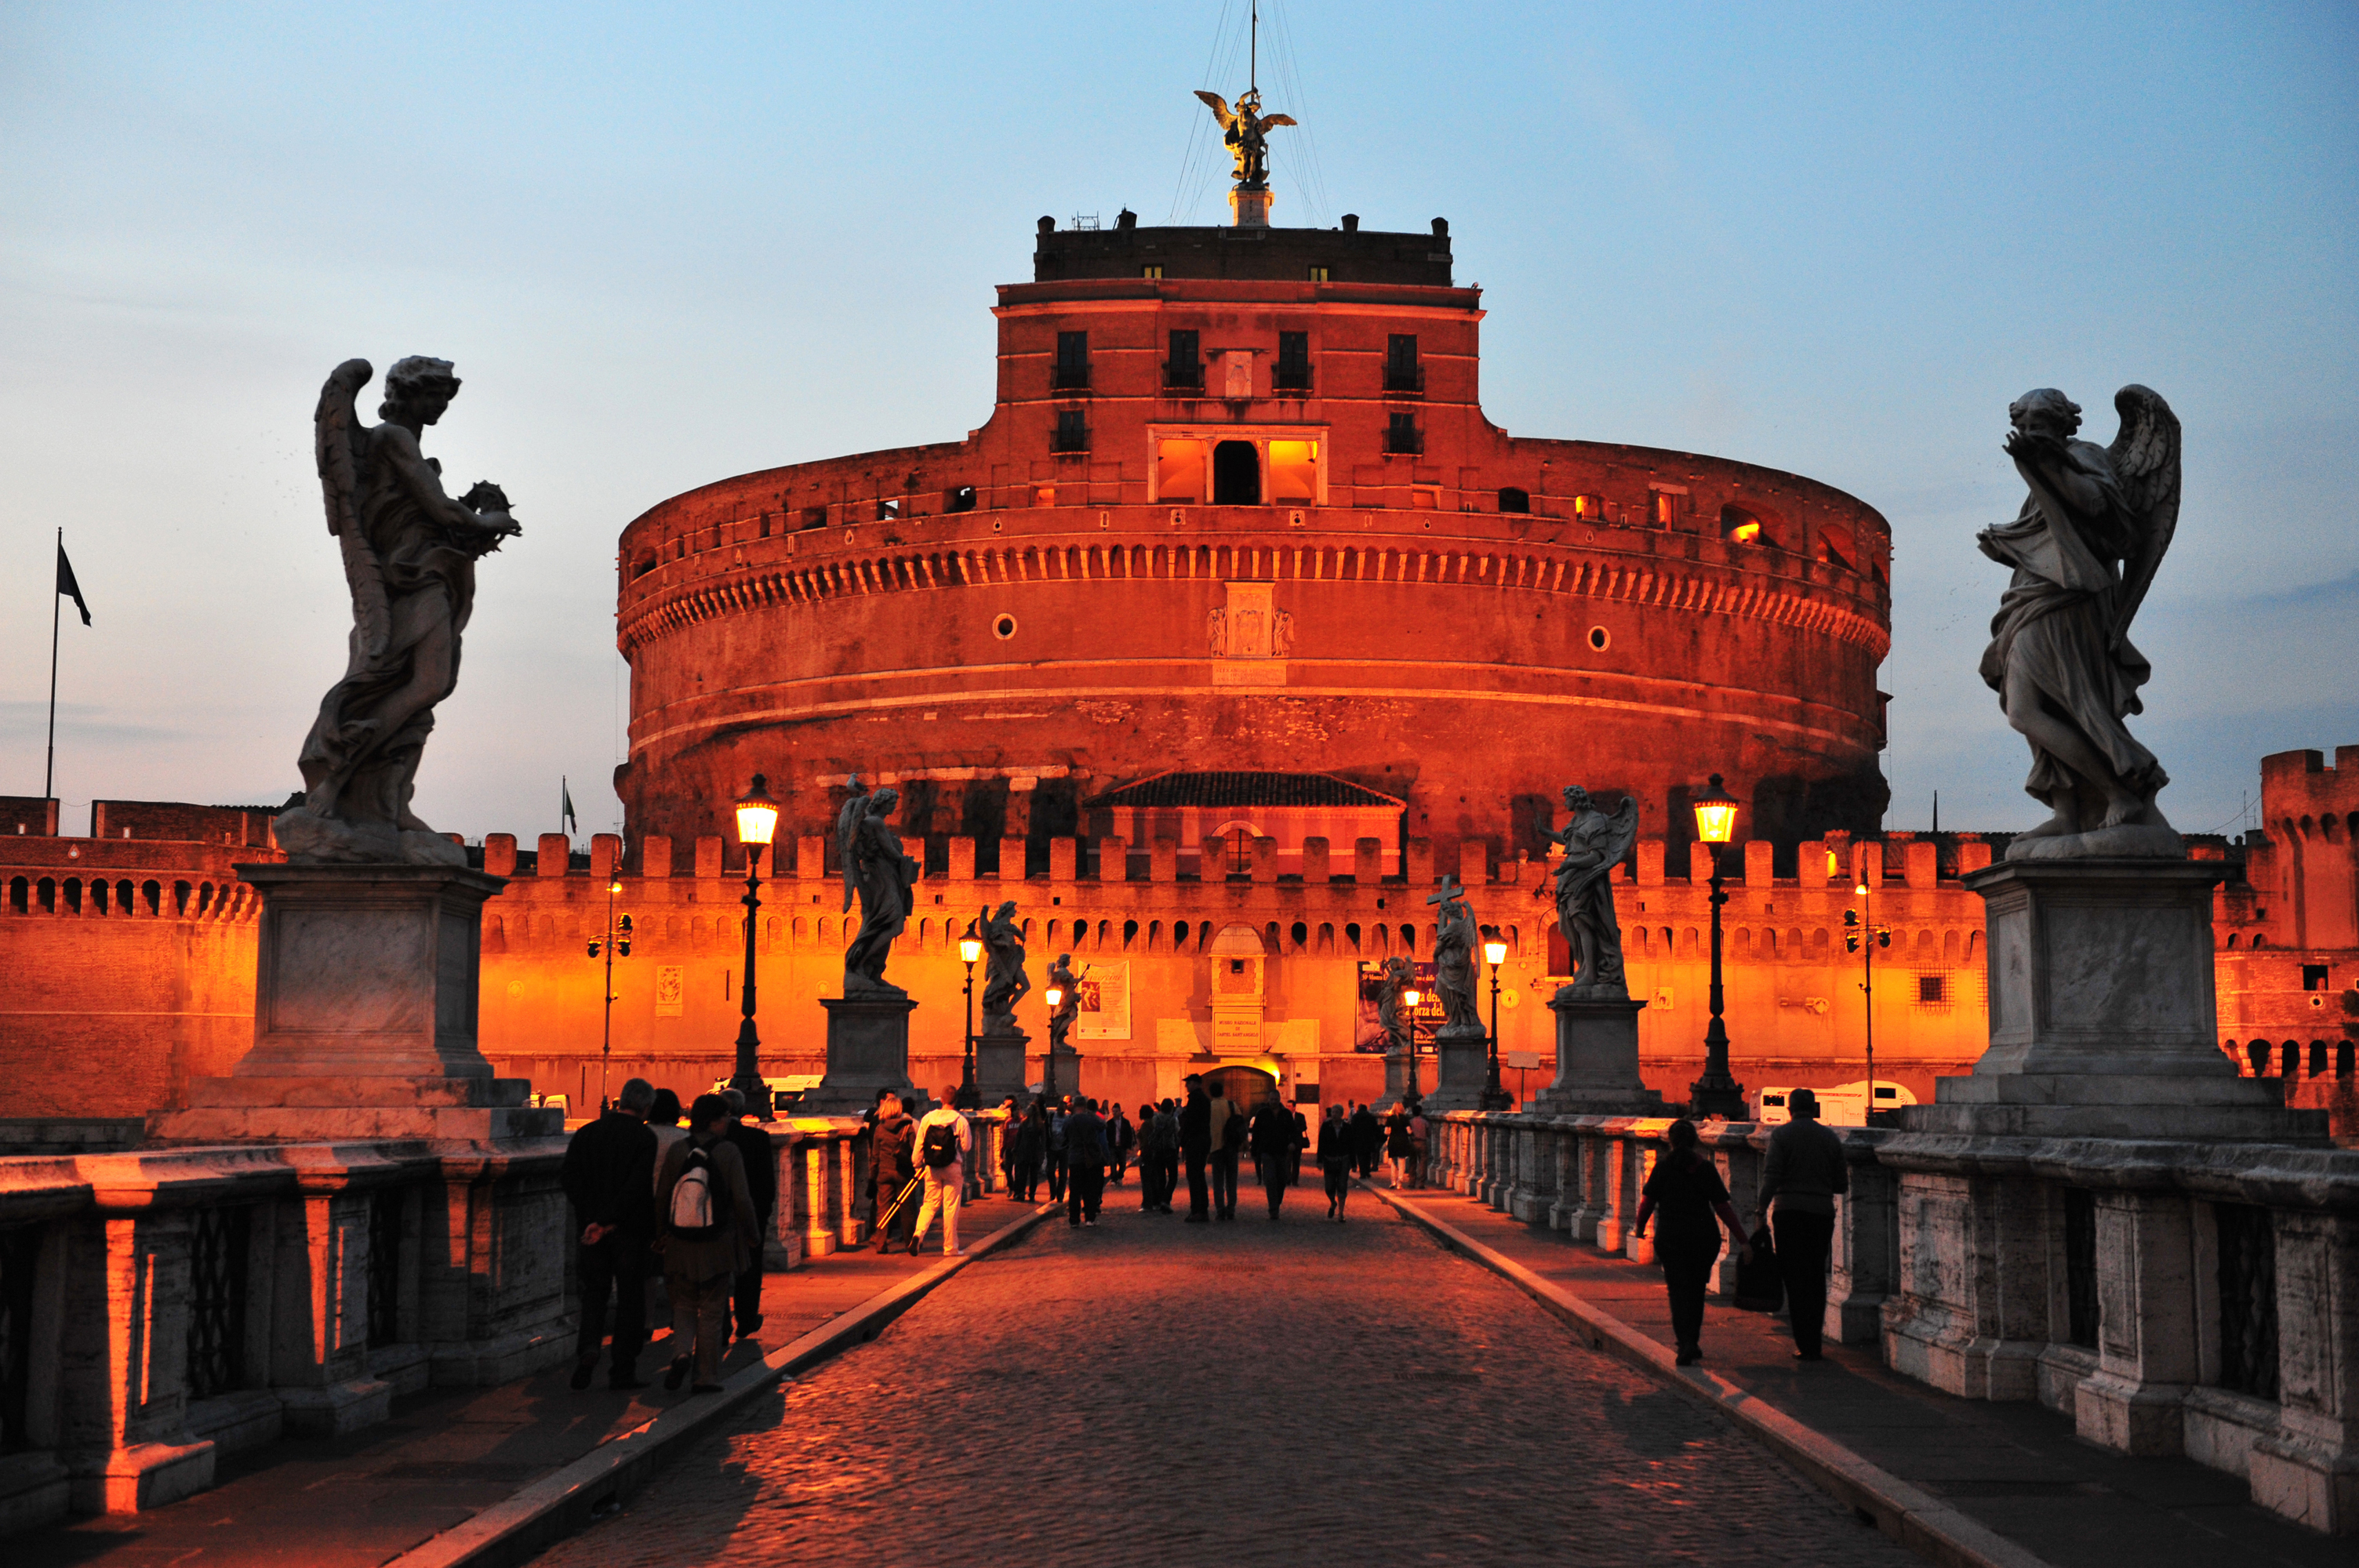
left=4, top=2, right=2352, bottom=844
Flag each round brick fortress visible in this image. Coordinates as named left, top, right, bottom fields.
left=615, top=214, right=1892, bottom=873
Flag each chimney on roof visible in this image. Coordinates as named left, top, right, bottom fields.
left=1038, top=215, right=1055, bottom=235
left=1342, top=212, right=1359, bottom=232
left=1431, top=217, right=1448, bottom=239
left=1117, top=209, right=1137, bottom=232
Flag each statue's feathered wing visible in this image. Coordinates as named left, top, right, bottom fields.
left=1259, top=113, right=1298, bottom=129
left=837, top=778, right=867, bottom=914
left=314, top=359, right=391, bottom=664
left=1600, top=798, right=1641, bottom=877
left=2107, top=383, right=2180, bottom=648
left=1193, top=89, right=1236, bottom=132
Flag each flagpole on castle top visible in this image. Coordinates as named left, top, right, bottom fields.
left=45, top=528, right=61, bottom=804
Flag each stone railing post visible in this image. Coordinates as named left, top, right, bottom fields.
left=762, top=1127, right=804, bottom=1269
left=2252, top=1205, right=2359, bottom=1532
left=798, top=1130, right=845, bottom=1260
left=1568, top=1117, right=1612, bottom=1242
left=1620, top=1121, right=1670, bottom=1265
left=1595, top=1119, right=1640, bottom=1254
left=1826, top=1130, right=1897, bottom=1345
left=1710, top=1126, right=1765, bottom=1298
left=1543, top=1119, right=1579, bottom=1233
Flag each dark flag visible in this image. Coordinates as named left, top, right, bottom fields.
left=56, top=540, right=91, bottom=626
left=562, top=777, right=578, bottom=836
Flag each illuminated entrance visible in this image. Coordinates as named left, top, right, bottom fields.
left=1213, top=440, right=1260, bottom=504
left=1202, top=1065, right=1278, bottom=1106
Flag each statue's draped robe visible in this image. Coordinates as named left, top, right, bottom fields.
left=1434, top=906, right=1478, bottom=1030
left=1976, top=440, right=2165, bottom=804
left=844, top=818, right=912, bottom=990
left=1555, top=811, right=1628, bottom=995
left=299, top=433, right=479, bottom=828
left=981, top=921, right=1027, bottom=1032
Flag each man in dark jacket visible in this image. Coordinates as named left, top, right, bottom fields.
left=1063, top=1098, right=1109, bottom=1227
left=1140, top=1100, right=1179, bottom=1212
left=870, top=1091, right=918, bottom=1249
left=1179, top=1076, right=1212, bottom=1222
left=1349, top=1102, right=1382, bottom=1178
left=1248, top=1097, right=1299, bottom=1219
left=721, top=1088, right=778, bottom=1340
left=561, top=1076, right=658, bottom=1390
left=1756, top=1087, right=1851, bottom=1362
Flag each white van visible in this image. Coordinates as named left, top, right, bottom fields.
left=1754, top=1080, right=1916, bottom=1127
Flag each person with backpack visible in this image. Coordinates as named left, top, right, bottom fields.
left=561, top=1075, right=658, bottom=1390
left=1634, top=1118, right=1753, bottom=1366
left=1209, top=1085, right=1246, bottom=1221
left=870, top=1090, right=919, bottom=1249
left=1063, top=1097, right=1109, bottom=1227
left=909, top=1088, right=973, bottom=1256
left=652, top=1094, right=760, bottom=1394
left=1317, top=1102, right=1355, bottom=1221
left=720, top=1088, right=778, bottom=1341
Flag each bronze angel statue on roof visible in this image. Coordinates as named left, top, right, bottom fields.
left=839, top=777, right=919, bottom=994
left=1194, top=87, right=1296, bottom=189
left=1978, top=386, right=2183, bottom=858
left=277, top=358, right=520, bottom=865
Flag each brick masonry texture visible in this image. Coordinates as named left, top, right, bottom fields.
left=531, top=1190, right=1913, bottom=1566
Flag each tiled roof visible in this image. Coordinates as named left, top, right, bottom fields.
left=1081, top=771, right=1405, bottom=811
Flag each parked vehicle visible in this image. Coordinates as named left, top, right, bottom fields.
left=1754, top=1079, right=1916, bottom=1126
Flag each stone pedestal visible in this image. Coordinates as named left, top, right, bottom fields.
left=1908, top=860, right=2326, bottom=1142
left=1534, top=993, right=1667, bottom=1116
left=1042, top=1044, right=1081, bottom=1101
left=798, top=994, right=918, bottom=1115
left=1424, top=1024, right=1491, bottom=1112
left=975, top=1025, right=1028, bottom=1105
left=151, top=864, right=559, bottom=1143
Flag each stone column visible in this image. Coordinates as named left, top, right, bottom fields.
left=1826, top=1137, right=1898, bottom=1345
left=2251, top=1207, right=2359, bottom=1533
left=1595, top=1120, right=1640, bottom=1254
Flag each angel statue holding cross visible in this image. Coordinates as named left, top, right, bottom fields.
left=1429, top=875, right=1483, bottom=1036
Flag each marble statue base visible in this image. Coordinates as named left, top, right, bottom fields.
left=1040, top=1043, right=1081, bottom=1102
left=149, top=862, right=560, bottom=1143
left=1533, top=993, right=1667, bottom=1116
left=1423, top=1023, right=1492, bottom=1112
left=1906, top=858, right=2328, bottom=1142
left=2005, top=821, right=2183, bottom=862
left=798, top=995, right=918, bottom=1115
left=975, top=1025, right=1028, bottom=1105
left=274, top=806, right=468, bottom=867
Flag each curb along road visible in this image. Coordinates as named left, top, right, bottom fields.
left=385, top=1200, right=1061, bottom=1568
left=1363, top=1183, right=2055, bottom=1568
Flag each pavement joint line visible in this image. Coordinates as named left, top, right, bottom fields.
left=383, top=1199, right=1061, bottom=1568
left=1363, top=1182, right=2056, bottom=1568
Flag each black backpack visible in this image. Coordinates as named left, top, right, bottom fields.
left=921, top=1117, right=961, bottom=1169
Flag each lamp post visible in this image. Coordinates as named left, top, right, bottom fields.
left=957, top=928, right=983, bottom=1109
left=1402, top=988, right=1423, bottom=1103
left=1042, top=986, right=1063, bottom=1102
left=1845, top=881, right=1891, bottom=1120
left=1687, top=774, right=1747, bottom=1119
left=727, top=774, right=779, bottom=1118
left=1479, top=935, right=1512, bottom=1109
left=585, top=878, right=633, bottom=1110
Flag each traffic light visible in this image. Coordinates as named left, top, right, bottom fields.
left=617, top=913, right=633, bottom=957
left=1877, top=928, right=1891, bottom=949
left=1845, top=932, right=1860, bottom=953
left=1843, top=909, right=1860, bottom=927
left=586, top=938, right=602, bottom=957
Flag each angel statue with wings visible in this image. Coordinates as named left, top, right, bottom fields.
left=1540, top=786, right=1639, bottom=999
left=278, top=357, right=520, bottom=865
left=839, top=780, right=919, bottom=994
left=1978, top=386, right=2182, bottom=857
left=978, top=901, right=1030, bottom=1036
left=1194, top=87, right=1296, bottom=190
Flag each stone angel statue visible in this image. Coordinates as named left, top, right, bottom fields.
left=278, top=357, right=520, bottom=865
left=1376, top=955, right=1416, bottom=1055
left=1045, top=952, right=1085, bottom=1053
left=841, top=783, right=918, bottom=995
left=1194, top=87, right=1296, bottom=188
left=1539, top=786, right=1638, bottom=998
left=979, top=901, right=1031, bottom=1035
left=1977, top=386, right=2182, bottom=858
left=1428, top=876, right=1482, bottom=1036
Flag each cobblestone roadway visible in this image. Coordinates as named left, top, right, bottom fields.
left=534, top=1192, right=1913, bottom=1566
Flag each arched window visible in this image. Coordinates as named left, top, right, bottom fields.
left=1291, top=920, right=1309, bottom=950
left=2281, top=1041, right=2300, bottom=1077
left=1496, top=487, right=1530, bottom=514
left=1345, top=922, right=1362, bottom=953
left=2310, top=1040, right=2329, bottom=1077
left=1721, top=504, right=1764, bottom=544
left=1122, top=919, right=1139, bottom=949
left=2247, top=1040, right=2270, bottom=1075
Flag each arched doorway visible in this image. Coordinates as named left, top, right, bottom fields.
left=1203, top=1065, right=1277, bottom=1107
left=1213, top=440, right=1259, bottom=505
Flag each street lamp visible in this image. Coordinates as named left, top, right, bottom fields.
left=1687, top=774, right=1747, bottom=1118
left=957, top=928, right=983, bottom=1109
left=1479, top=934, right=1512, bottom=1109
left=585, top=878, right=633, bottom=1109
left=728, top=774, right=779, bottom=1118
left=1402, top=988, right=1423, bottom=1102
left=1042, top=985, right=1063, bottom=1102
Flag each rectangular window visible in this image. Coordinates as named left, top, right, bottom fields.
left=1386, top=412, right=1421, bottom=455
left=1269, top=439, right=1318, bottom=503
left=1054, top=331, right=1090, bottom=390
left=1307, top=265, right=1329, bottom=282
left=1052, top=410, right=1089, bottom=452
left=1274, top=331, right=1311, bottom=391
left=1572, top=494, right=1600, bottom=519
left=1156, top=438, right=1205, bottom=502
left=1141, top=264, right=1164, bottom=279
left=2302, top=964, right=2329, bottom=991
left=1385, top=334, right=1421, bottom=393
left=1917, top=975, right=1946, bottom=1004
left=1165, top=329, right=1201, bottom=390
left=1652, top=491, right=1677, bottom=526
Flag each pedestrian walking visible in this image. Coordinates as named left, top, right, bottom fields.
left=1209, top=1085, right=1245, bottom=1221
left=1383, top=1104, right=1414, bottom=1189
left=1755, top=1087, right=1849, bottom=1362
left=909, top=1088, right=973, bottom=1256
left=996, top=1097, right=1020, bottom=1194
left=870, top=1091, right=919, bottom=1247
left=1316, top=1103, right=1354, bottom=1221
left=653, top=1094, right=761, bottom=1394
left=1141, top=1098, right=1179, bottom=1212
left=1045, top=1098, right=1070, bottom=1202
left=1350, top=1102, right=1382, bottom=1178
left=1180, top=1076, right=1212, bottom=1222
left=1286, top=1103, right=1307, bottom=1189
left=1009, top=1099, right=1048, bottom=1202
left=720, top=1088, right=778, bottom=1339
left=1107, top=1102, right=1135, bottom=1185
left=1064, top=1097, right=1109, bottom=1226
left=1632, top=1119, right=1752, bottom=1366
left=561, top=1076, right=658, bottom=1390
left=1248, top=1095, right=1297, bottom=1219
left=1407, top=1100, right=1430, bottom=1189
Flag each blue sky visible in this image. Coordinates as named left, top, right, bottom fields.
left=3, top=2, right=2353, bottom=842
